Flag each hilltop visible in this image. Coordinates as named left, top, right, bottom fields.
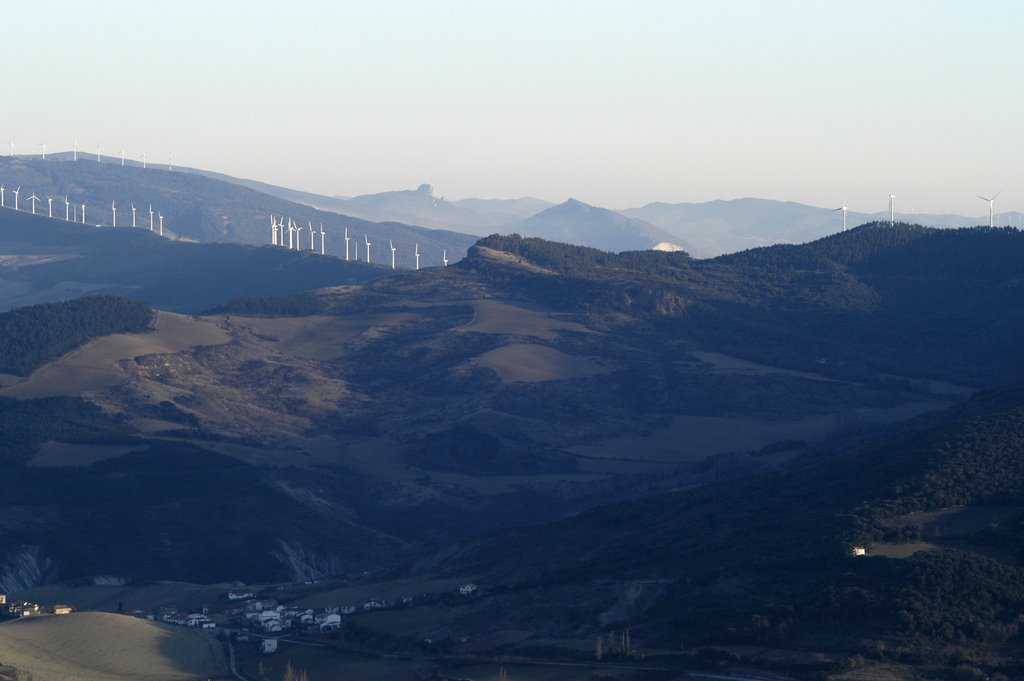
left=0, top=611, right=228, bottom=681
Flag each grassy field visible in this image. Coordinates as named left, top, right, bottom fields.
left=227, top=312, right=418, bottom=360
left=0, top=311, right=229, bottom=399
left=0, top=612, right=228, bottom=681
left=14, top=580, right=241, bottom=613
left=471, top=343, right=612, bottom=383
left=882, top=506, right=1024, bottom=538
left=458, top=298, right=593, bottom=339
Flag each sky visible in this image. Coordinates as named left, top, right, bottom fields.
left=1, top=1, right=1022, bottom=215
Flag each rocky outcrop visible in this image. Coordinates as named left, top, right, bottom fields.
left=0, top=545, right=56, bottom=593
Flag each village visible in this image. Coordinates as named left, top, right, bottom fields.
left=0, top=582, right=480, bottom=655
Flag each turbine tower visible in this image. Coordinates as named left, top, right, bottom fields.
left=149, top=205, right=154, bottom=231
left=158, top=213, right=164, bottom=236
left=111, top=200, right=117, bottom=227
left=978, top=192, right=1001, bottom=228
left=288, top=219, right=295, bottom=250
left=73, top=139, right=78, bottom=161
left=443, top=249, right=448, bottom=267
left=344, top=227, right=350, bottom=260
left=131, top=204, right=137, bottom=228
left=28, top=192, right=40, bottom=215
left=7, top=140, right=14, bottom=156
left=96, top=145, right=103, bottom=162
left=364, top=235, right=371, bottom=264
left=13, top=187, right=20, bottom=211
left=0, top=185, right=4, bottom=208
left=309, top=221, right=315, bottom=250
left=889, top=194, right=895, bottom=226
left=81, top=203, right=86, bottom=223
left=64, top=196, right=70, bottom=221
left=389, top=240, right=396, bottom=269
left=167, top=154, right=172, bottom=171
left=271, top=215, right=278, bottom=245
left=414, top=243, right=420, bottom=270
left=38, top=140, right=46, bottom=160
left=320, top=222, right=326, bottom=255
left=833, top=200, right=848, bottom=231
left=47, top=196, right=53, bottom=218
left=140, top=152, right=147, bottom=169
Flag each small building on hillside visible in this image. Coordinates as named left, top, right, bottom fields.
left=852, top=546, right=867, bottom=557
left=459, top=583, right=478, bottom=596
left=261, top=638, right=278, bottom=654
left=228, top=588, right=255, bottom=601
left=52, top=604, right=75, bottom=615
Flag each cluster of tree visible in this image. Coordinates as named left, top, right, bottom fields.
left=218, top=292, right=326, bottom=316
left=0, top=296, right=153, bottom=376
left=0, top=395, right=136, bottom=467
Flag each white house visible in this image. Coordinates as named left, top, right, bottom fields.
left=228, top=588, right=255, bottom=601
left=852, top=546, right=867, bottom=557
left=261, top=638, right=278, bottom=654
left=459, top=583, right=478, bottom=596
left=319, top=613, right=342, bottom=631
left=340, top=605, right=356, bottom=615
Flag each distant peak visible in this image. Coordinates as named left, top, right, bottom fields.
left=417, top=184, right=433, bottom=195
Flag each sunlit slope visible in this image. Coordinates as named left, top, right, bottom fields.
left=0, top=612, right=228, bottom=681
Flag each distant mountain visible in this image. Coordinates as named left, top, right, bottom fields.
left=0, top=207, right=384, bottom=312
left=0, top=156, right=478, bottom=268
left=452, top=196, right=555, bottom=224
left=622, top=197, right=1024, bottom=257
left=502, top=198, right=690, bottom=253
left=324, top=184, right=505, bottom=235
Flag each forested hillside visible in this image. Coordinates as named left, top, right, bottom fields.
left=0, top=297, right=153, bottom=376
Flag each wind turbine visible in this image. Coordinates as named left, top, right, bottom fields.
left=833, top=200, right=848, bottom=231
left=64, top=195, right=70, bottom=221
left=294, top=220, right=302, bottom=251
left=81, top=202, right=86, bottom=223
left=344, top=227, right=350, bottom=260
left=111, top=200, right=117, bottom=227
left=309, top=221, right=315, bottom=251
left=158, top=212, right=164, bottom=236
left=131, top=204, right=136, bottom=227
left=443, top=249, right=448, bottom=267
left=978, top=192, right=1001, bottom=228
left=288, top=219, right=295, bottom=250
left=47, top=196, right=53, bottom=218
left=95, top=145, right=103, bottom=162
left=73, top=139, right=78, bottom=161
left=364, top=235, right=371, bottom=264
left=28, top=192, right=40, bottom=215
left=414, top=243, right=420, bottom=270
left=119, top=149, right=127, bottom=166
left=888, top=194, right=895, bottom=226
left=38, top=140, right=46, bottom=160
left=140, top=152, right=147, bottom=169
left=389, top=239, right=396, bottom=269
left=167, top=154, right=172, bottom=171
left=1, top=185, right=4, bottom=208
left=271, top=215, right=278, bottom=245
left=7, top=140, right=14, bottom=156
left=320, top=222, right=325, bottom=255
left=149, top=205, right=154, bottom=231
left=13, top=187, right=20, bottom=211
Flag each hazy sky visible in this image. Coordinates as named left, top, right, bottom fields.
left=2, top=1, right=1021, bottom=214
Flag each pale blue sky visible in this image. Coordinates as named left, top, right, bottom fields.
left=2, top=1, right=1021, bottom=215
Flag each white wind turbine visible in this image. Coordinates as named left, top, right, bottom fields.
left=294, top=220, right=302, bottom=251
left=38, top=140, right=46, bottom=160
left=64, top=196, right=70, bottom=221
left=344, top=227, right=350, bottom=260
left=443, top=249, right=448, bottom=267
left=888, top=194, right=895, bottom=226
left=978, top=192, right=1001, bottom=228
left=389, top=239, right=396, bottom=269
left=364, top=235, right=371, bottom=264
left=288, top=219, right=296, bottom=250
left=95, top=145, right=103, bottom=162
left=140, top=152, right=147, bottom=169
left=320, top=222, right=326, bottom=255
left=111, top=200, right=117, bottom=227
left=414, top=243, right=420, bottom=270
left=27, top=192, right=40, bottom=215
left=309, top=221, right=315, bottom=250
left=0, top=185, right=4, bottom=208
left=131, top=203, right=137, bottom=227
left=149, top=205, right=154, bottom=231
left=158, top=212, right=164, bottom=236
left=7, top=140, right=14, bottom=156
left=119, top=149, right=127, bottom=166
left=73, top=139, right=78, bottom=161
left=81, top=202, right=86, bottom=223
left=47, top=196, right=53, bottom=218
left=13, top=186, right=20, bottom=211
left=271, top=215, right=278, bottom=245
left=833, top=200, right=848, bottom=231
